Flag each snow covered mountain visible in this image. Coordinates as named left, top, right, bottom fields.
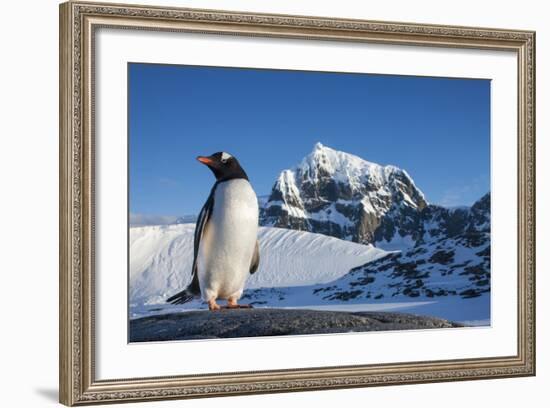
left=305, top=212, right=491, bottom=303
left=260, top=143, right=490, bottom=253
left=246, top=195, right=491, bottom=303
left=129, top=224, right=389, bottom=307
left=260, top=142, right=428, bottom=245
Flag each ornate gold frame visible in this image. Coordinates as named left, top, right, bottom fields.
left=59, top=1, right=536, bottom=405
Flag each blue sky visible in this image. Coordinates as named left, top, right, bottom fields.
left=129, top=63, right=490, bottom=216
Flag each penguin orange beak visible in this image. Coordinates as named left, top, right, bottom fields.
left=197, top=156, right=214, bottom=165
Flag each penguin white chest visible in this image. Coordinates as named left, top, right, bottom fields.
left=197, top=179, right=259, bottom=301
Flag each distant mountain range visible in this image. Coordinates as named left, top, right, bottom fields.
left=254, top=143, right=491, bottom=301
left=129, top=213, right=197, bottom=227
left=259, top=142, right=489, bottom=252
left=303, top=194, right=490, bottom=303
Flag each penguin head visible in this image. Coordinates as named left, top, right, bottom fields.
left=197, top=152, right=249, bottom=181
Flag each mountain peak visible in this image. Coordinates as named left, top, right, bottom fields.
left=313, top=141, right=325, bottom=151
left=261, top=142, right=430, bottom=244
left=307, top=142, right=367, bottom=161
left=298, top=142, right=385, bottom=188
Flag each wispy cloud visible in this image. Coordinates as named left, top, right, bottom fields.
left=439, top=186, right=474, bottom=207
left=437, top=174, right=489, bottom=208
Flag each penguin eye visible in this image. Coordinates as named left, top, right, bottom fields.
left=221, top=158, right=228, bottom=164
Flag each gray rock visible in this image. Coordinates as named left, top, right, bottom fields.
left=129, top=308, right=463, bottom=342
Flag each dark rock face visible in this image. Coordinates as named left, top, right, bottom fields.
left=129, top=308, right=463, bottom=342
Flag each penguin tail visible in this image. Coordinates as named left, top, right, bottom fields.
left=166, top=288, right=197, bottom=305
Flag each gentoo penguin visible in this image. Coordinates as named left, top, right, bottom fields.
left=167, top=152, right=260, bottom=311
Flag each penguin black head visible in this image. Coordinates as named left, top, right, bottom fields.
left=197, top=152, right=249, bottom=182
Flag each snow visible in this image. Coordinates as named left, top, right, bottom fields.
left=129, top=224, right=389, bottom=307
left=129, top=222, right=489, bottom=326
left=281, top=203, right=308, bottom=219
left=279, top=302, right=435, bottom=313
left=264, top=199, right=284, bottom=208
left=130, top=224, right=195, bottom=305
left=280, top=295, right=489, bottom=325
left=325, top=234, right=490, bottom=309
left=237, top=284, right=490, bottom=325
left=297, top=142, right=387, bottom=189
left=375, top=233, right=416, bottom=251
left=401, top=191, right=418, bottom=207
left=307, top=202, right=354, bottom=227
left=390, top=294, right=490, bottom=325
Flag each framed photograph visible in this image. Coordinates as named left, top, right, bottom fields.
left=59, top=1, right=536, bottom=405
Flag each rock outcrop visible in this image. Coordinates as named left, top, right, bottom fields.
left=129, top=308, right=463, bottom=342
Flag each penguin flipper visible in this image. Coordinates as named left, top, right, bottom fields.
left=167, top=184, right=216, bottom=305
left=249, top=239, right=260, bottom=274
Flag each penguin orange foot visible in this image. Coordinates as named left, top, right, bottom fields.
left=208, top=299, right=221, bottom=311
